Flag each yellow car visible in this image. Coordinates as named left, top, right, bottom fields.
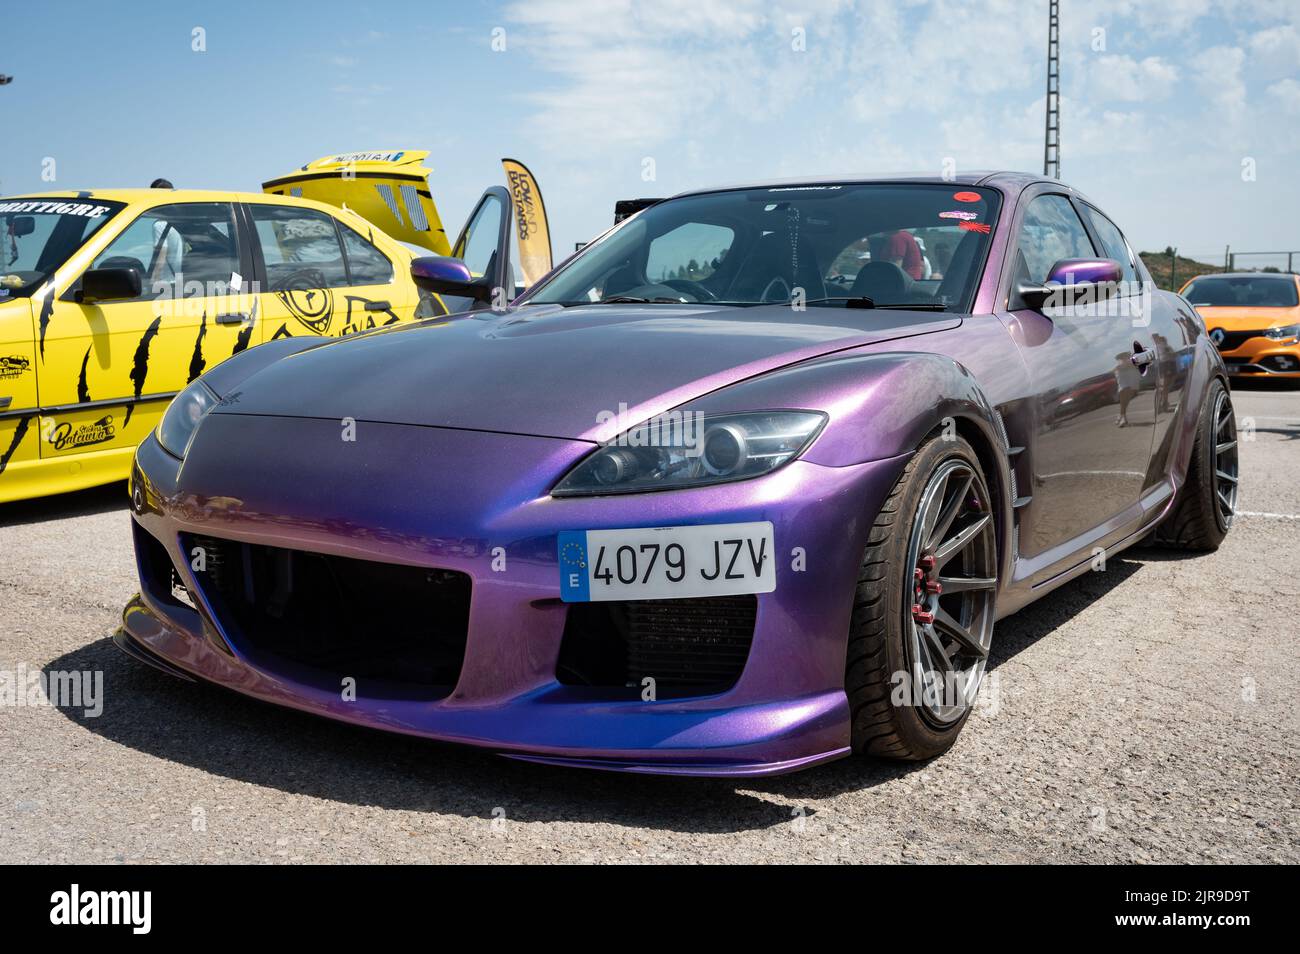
left=0, top=151, right=539, bottom=503
left=1180, top=272, right=1300, bottom=379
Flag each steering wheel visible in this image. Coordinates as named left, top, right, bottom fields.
left=661, top=279, right=718, bottom=302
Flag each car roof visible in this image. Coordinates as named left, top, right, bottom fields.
left=1186, top=272, right=1298, bottom=280
left=665, top=170, right=1070, bottom=201
left=5, top=187, right=339, bottom=210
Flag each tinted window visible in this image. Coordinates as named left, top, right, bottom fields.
left=91, top=202, right=238, bottom=299
left=1081, top=204, right=1136, bottom=283
left=250, top=205, right=347, bottom=290
left=529, top=183, right=1001, bottom=312
left=0, top=198, right=124, bottom=297
left=646, top=223, right=733, bottom=284
left=1184, top=276, right=1299, bottom=308
left=455, top=194, right=504, bottom=280
left=1016, top=194, right=1095, bottom=284
left=340, top=223, right=393, bottom=285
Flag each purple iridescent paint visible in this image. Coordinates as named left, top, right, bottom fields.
left=116, top=172, right=1227, bottom=776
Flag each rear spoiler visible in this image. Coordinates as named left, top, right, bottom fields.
left=262, top=151, right=451, bottom=255
left=614, top=198, right=663, bottom=224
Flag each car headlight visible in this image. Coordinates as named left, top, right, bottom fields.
left=1265, top=323, right=1300, bottom=342
left=552, top=410, right=826, bottom=496
left=156, top=379, right=219, bottom=459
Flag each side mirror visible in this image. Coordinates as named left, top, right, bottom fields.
left=8, top=216, right=35, bottom=237
left=76, top=267, right=143, bottom=304
left=1018, top=258, right=1123, bottom=311
left=410, top=256, right=493, bottom=304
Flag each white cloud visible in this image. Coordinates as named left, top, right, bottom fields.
left=1088, top=55, right=1180, bottom=102
left=1247, top=24, right=1300, bottom=78
left=1192, top=45, right=1247, bottom=120
left=1266, top=77, right=1300, bottom=115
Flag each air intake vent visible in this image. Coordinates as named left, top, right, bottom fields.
left=558, top=595, right=757, bottom=698
left=182, top=535, right=471, bottom=697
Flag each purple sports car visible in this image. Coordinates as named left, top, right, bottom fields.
left=116, top=173, right=1236, bottom=776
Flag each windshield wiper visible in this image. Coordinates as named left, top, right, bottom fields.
left=804, top=297, right=948, bottom=311
left=600, top=295, right=687, bottom=304
left=557, top=295, right=690, bottom=306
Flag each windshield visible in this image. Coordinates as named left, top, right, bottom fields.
left=526, top=183, right=1000, bottom=312
left=1184, top=275, right=1299, bottom=308
left=0, top=197, right=126, bottom=299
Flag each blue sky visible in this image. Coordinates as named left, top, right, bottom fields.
left=2, top=0, right=1298, bottom=265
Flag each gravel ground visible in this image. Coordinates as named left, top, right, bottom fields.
left=1, top=384, right=1297, bottom=864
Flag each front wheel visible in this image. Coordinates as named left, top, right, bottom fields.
left=846, top=435, right=998, bottom=760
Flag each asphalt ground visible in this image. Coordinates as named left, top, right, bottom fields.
left=1, top=382, right=1296, bottom=863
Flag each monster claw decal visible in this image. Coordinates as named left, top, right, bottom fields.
left=187, top=311, right=208, bottom=383
left=37, top=285, right=54, bottom=361
left=123, top=315, right=162, bottom=427
left=232, top=321, right=254, bottom=356
left=77, top=346, right=92, bottom=403
left=271, top=323, right=293, bottom=340
left=0, top=415, right=32, bottom=476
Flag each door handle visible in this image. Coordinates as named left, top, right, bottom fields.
left=363, top=300, right=392, bottom=311
left=0, top=396, right=11, bottom=410
left=1130, top=346, right=1156, bottom=368
left=215, top=312, right=251, bottom=325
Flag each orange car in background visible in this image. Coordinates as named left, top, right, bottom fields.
left=1180, top=272, right=1300, bottom=380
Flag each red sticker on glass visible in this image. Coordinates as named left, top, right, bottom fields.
left=953, top=191, right=981, bottom=203
left=958, top=221, right=992, bottom=234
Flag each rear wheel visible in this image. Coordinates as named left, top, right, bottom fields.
left=1153, top=379, right=1237, bottom=551
left=846, top=435, right=998, bottom=760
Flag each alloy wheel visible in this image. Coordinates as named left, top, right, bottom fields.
left=1212, top=390, right=1239, bottom=529
left=903, top=459, right=998, bottom=727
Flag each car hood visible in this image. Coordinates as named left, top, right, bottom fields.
left=212, top=302, right=961, bottom=441
left=1194, top=304, right=1299, bottom=329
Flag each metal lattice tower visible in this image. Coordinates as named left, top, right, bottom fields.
left=1043, top=0, right=1060, bottom=179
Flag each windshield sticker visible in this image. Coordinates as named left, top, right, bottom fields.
left=939, top=210, right=979, bottom=221
left=0, top=200, right=112, bottom=217
left=958, top=221, right=992, bottom=234
left=328, top=151, right=405, bottom=165
left=952, top=191, right=982, bottom=203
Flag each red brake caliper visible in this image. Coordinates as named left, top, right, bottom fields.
left=912, top=554, right=941, bottom=624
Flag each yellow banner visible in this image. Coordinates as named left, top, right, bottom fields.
left=501, top=158, right=552, bottom=287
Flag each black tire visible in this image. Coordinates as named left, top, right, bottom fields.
left=846, top=434, right=997, bottom=760
left=1153, top=379, right=1237, bottom=551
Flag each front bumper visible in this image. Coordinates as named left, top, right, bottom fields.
left=1218, top=339, right=1300, bottom=376
left=119, top=415, right=909, bottom=777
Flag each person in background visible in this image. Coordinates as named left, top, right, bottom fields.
left=914, top=235, right=933, bottom=280
left=883, top=229, right=924, bottom=280
left=147, top=180, right=183, bottom=290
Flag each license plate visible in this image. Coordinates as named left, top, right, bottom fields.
left=557, top=522, right=776, bottom=602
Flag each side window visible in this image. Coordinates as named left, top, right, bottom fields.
left=250, top=205, right=348, bottom=290
left=339, top=223, right=394, bottom=285
left=1081, top=204, right=1137, bottom=283
left=454, top=194, right=505, bottom=279
left=1016, top=194, right=1096, bottom=284
left=91, top=202, right=239, bottom=299
left=646, top=223, right=733, bottom=284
